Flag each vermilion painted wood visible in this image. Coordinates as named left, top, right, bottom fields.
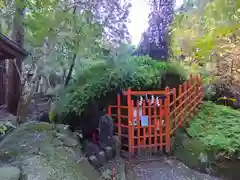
left=107, top=74, right=204, bottom=159
left=117, top=94, right=121, bottom=135
left=123, top=90, right=167, bottom=96
left=159, top=99, right=163, bottom=150
left=136, top=100, right=141, bottom=155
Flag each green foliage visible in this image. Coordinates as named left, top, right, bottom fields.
left=0, top=0, right=131, bottom=89
left=0, top=122, right=15, bottom=136
left=169, top=60, right=214, bottom=84
left=187, top=102, right=240, bottom=155
left=55, top=56, right=186, bottom=116
left=0, top=124, right=8, bottom=135
left=172, top=0, right=240, bottom=63
left=171, top=0, right=240, bottom=90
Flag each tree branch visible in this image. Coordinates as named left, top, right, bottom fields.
left=64, top=53, right=77, bottom=87
left=64, top=5, right=78, bottom=87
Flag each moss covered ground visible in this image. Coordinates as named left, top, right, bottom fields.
left=187, top=102, right=240, bottom=155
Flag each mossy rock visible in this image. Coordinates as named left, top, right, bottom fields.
left=0, top=166, right=20, bottom=180
left=173, top=128, right=240, bottom=180
left=0, top=122, right=100, bottom=180
left=173, top=128, right=210, bottom=170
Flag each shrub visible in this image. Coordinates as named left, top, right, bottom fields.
left=187, top=102, right=240, bottom=155
left=55, top=56, right=186, bottom=116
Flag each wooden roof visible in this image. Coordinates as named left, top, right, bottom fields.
left=0, top=33, right=28, bottom=61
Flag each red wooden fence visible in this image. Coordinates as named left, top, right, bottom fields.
left=108, top=74, right=204, bottom=159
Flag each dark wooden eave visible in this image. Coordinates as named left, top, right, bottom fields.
left=0, top=33, right=28, bottom=61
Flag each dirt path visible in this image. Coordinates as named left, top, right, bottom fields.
left=126, top=157, right=223, bottom=180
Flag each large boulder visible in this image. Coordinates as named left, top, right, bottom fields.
left=0, top=166, right=20, bottom=180
left=0, top=122, right=100, bottom=180
left=173, top=129, right=210, bottom=172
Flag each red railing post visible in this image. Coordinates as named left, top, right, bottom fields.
left=199, top=74, right=204, bottom=101
left=178, top=84, right=183, bottom=127
left=137, top=99, right=141, bottom=155
left=153, top=98, right=157, bottom=153
left=187, top=77, right=192, bottom=119
left=173, top=88, right=177, bottom=134
left=147, top=99, right=152, bottom=150
left=131, top=100, right=135, bottom=156
left=183, top=82, right=187, bottom=122
left=165, top=87, right=171, bottom=153
left=189, top=74, right=193, bottom=109
left=159, top=99, right=163, bottom=150
left=127, top=88, right=133, bottom=158
left=142, top=100, right=146, bottom=150
left=117, top=94, right=121, bottom=136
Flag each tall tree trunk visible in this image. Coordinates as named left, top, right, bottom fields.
left=7, top=0, right=25, bottom=115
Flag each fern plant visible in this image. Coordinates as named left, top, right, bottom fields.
left=55, top=55, right=186, bottom=117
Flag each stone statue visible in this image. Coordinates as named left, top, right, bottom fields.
left=98, top=114, right=113, bottom=149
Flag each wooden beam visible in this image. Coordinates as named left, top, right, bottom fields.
left=0, top=33, right=28, bottom=57
left=0, top=41, right=27, bottom=60
left=0, top=60, right=6, bottom=105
